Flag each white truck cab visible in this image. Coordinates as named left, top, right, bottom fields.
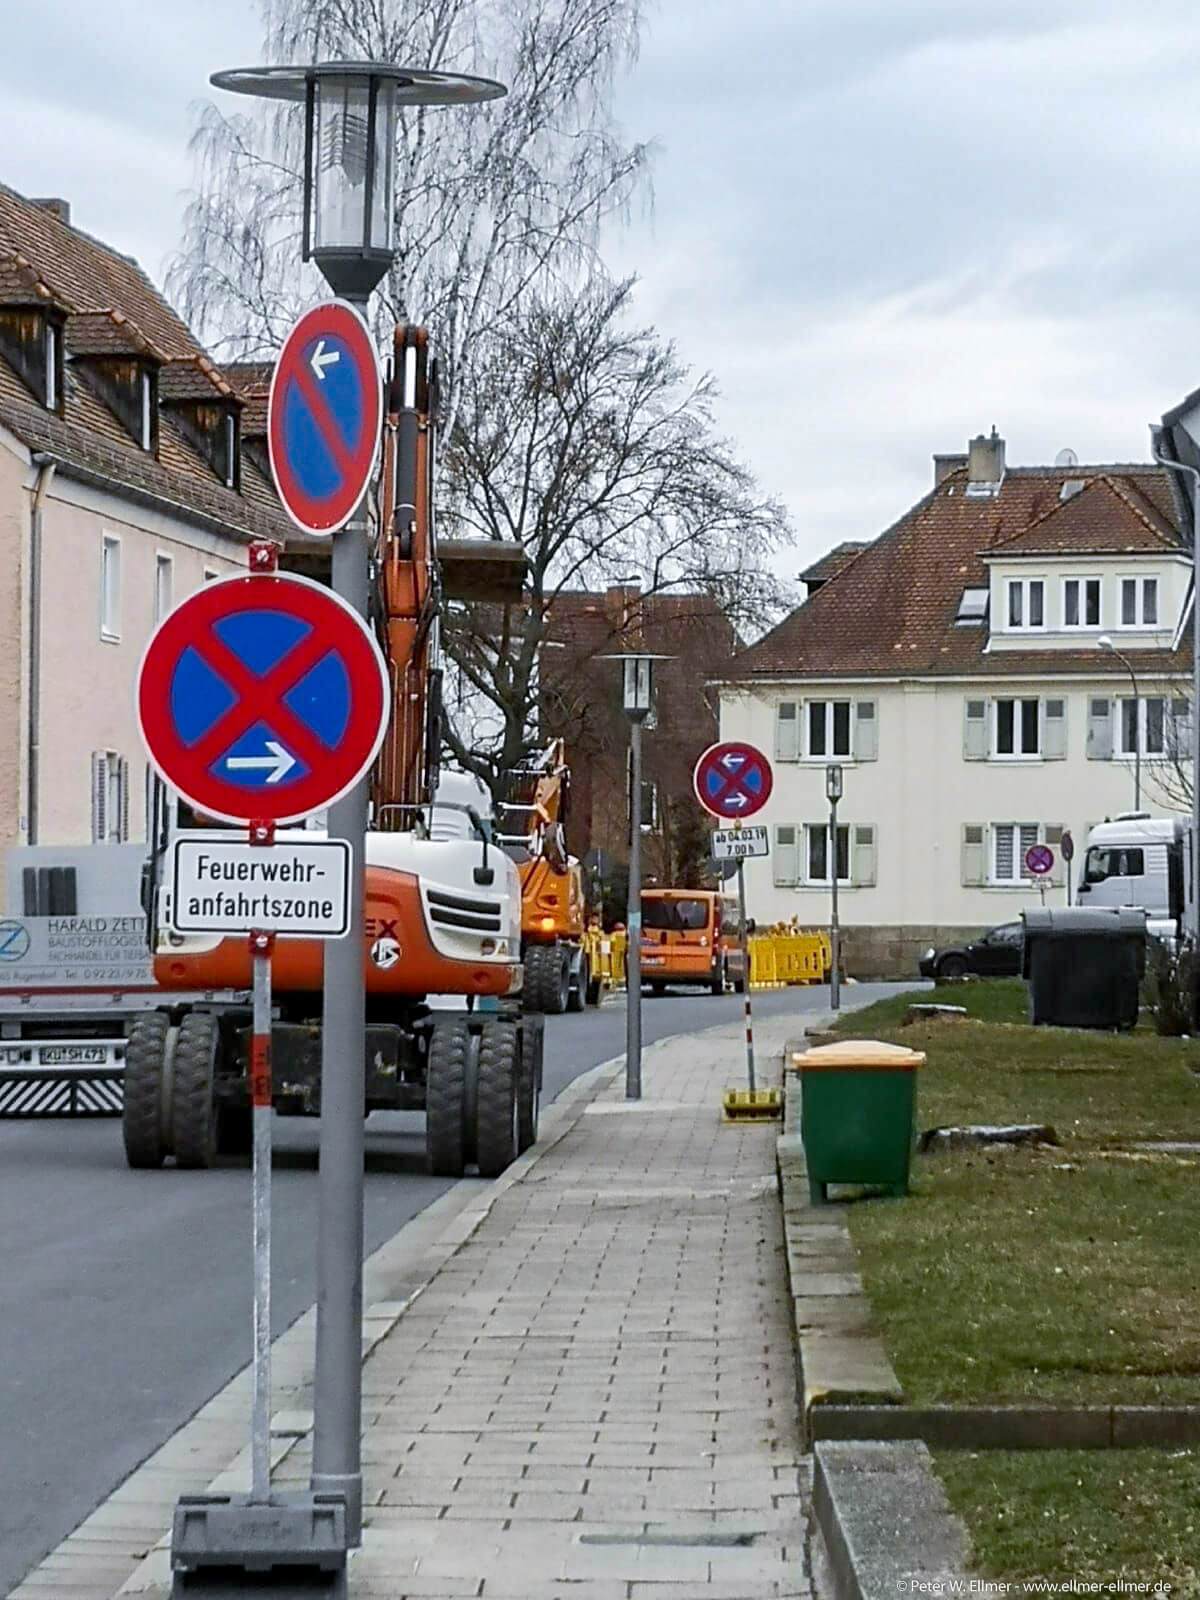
left=1076, top=814, right=1192, bottom=941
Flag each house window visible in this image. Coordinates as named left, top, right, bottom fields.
left=1006, top=578, right=1044, bottom=630
left=100, top=534, right=121, bottom=641
left=1063, top=577, right=1100, bottom=629
left=807, top=822, right=850, bottom=884
left=1118, top=697, right=1167, bottom=757
left=224, top=411, right=238, bottom=489
left=140, top=369, right=153, bottom=450
left=154, top=553, right=174, bottom=622
left=955, top=587, right=989, bottom=624
left=995, top=698, right=1040, bottom=757
left=45, top=321, right=59, bottom=411
left=1120, top=577, right=1159, bottom=628
left=992, top=823, right=1040, bottom=884
left=808, top=700, right=851, bottom=758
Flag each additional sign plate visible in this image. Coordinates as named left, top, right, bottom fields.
left=693, top=741, right=774, bottom=820
left=170, top=836, right=352, bottom=938
left=138, top=572, right=390, bottom=826
left=268, top=299, right=383, bottom=535
left=711, top=826, right=769, bottom=861
left=1025, top=843, right=1055, bottom=877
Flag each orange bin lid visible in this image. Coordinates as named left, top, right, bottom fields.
left=790, top=1039, right=925, bottom=1073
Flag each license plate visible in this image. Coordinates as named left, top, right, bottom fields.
left=40, top=1045, right=109, bottom=1065
left=642, top=956, right=665, bottom=966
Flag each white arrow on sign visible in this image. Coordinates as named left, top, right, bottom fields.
left=310, top=339, right=340, bottom=381
left=724, top=792, right=749, bottom=809
left=226, top=741, right=297, bottom=786
left=720, top=752, right=747, bottom=771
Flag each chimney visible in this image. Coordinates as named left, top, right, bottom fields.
left=933, top=452, right=968, bottom=487
left=967, top=426, right=1005, bottom=487
left=605, top=580, right=643, bottom=639
left=32, top=198, right=71, bottom=225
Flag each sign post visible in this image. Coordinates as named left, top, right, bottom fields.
left=1061, top=829, right=1075, bottom=906
left=137, top=542, right=387, bottom=1571
left=827, top=765, right=844, bottom=1012
left=694, top=742, right=774, bottom=1093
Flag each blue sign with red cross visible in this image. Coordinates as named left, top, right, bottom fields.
left=693, top=741, right=774, bottom=821
left=268, top=299, right=382, bottom=536
left=138, top=572, right=390, bottom=825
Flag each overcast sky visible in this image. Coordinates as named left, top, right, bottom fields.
left=4, top=1, right=1200, bottom=583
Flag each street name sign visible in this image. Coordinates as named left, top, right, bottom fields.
left=693, top=741, right=774, bottom=820
left=711, top=826, right=769, bottom=861
left=138, top=570, right=390, bottom=826
left=1025, top=843, right=1055, bottom=877
left=268, top=299, right=383, bottom=535
left=170, top=835, right=352, bottom=937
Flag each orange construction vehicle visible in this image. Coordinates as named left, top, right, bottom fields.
left=496, top=741, right=603, bottom=1014
left=126, top=325, right=536, bottom=1179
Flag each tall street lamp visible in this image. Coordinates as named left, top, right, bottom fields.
left=1099, top=634, right=1141, bottom=811
left=209, top=59, right=504, bottom=1556
left=605, top=651, right=669, bottom=1099
left=826, top=763, right=843, bottom=1011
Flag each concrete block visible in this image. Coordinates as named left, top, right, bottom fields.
left=801, top=1334, right=904, bottom=1410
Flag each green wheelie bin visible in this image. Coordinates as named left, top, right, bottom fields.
left=791, top=1039, right=924, bottom=1204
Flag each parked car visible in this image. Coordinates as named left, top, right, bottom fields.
left=918, top=922, right=1023, bottom=981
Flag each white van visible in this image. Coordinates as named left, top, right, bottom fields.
left=1076, top=814, right=1191, bottom=940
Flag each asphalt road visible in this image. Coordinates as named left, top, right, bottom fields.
left=0, top=980, right=902, bottom=1593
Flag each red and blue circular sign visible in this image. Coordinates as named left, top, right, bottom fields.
left=268, top=299, right=382, bottom=536
left=693, top=741, right=774, bottom=820
left=1025, top=843, right=1055, bottom=877
left=137, top=572, right=390, bottom=825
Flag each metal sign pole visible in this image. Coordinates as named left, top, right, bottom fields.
left=626, top=718, right=643, bottom=1100
left=735, top=853, right=756, bottom=1093
left=248, top=922, right=275, bottom=1503
left=829, top=796, right=841, bottom=1012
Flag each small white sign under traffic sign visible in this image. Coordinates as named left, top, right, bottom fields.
left=170, top=835, right=352, bottom=938
left=711, top=825, right=770, bottom=862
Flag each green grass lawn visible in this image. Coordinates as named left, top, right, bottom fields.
left=825, top=982, right=1200, bottom=1588
left=935, top=1449, right=1200, bottom=1596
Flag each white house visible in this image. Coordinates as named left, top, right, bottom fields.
left=717, top=431, right=1191, bottom=976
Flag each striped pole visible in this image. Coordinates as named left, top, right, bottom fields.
left=736, top=858, right=756, bottom=1093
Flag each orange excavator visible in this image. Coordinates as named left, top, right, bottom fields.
left=126, top=324, right=536, bottom=1179
left=497, top=740, right=603, bottom=1014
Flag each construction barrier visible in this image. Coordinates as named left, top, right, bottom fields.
left=748, top=930, right=831, bottom=990
left=584, top=928, right=627, bottom=990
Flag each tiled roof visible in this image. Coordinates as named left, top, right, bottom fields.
left=224, top=362, right=271, bottom=436
left=730, top=462, right=1189, bottom=681
left=800, top=541, right=867, bottom=585
left=0, top=183, right=290, bottom=545
left=987, top=474, right=1180, bottom=557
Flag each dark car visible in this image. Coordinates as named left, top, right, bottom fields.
left=918, top=922, right=1023, bottom=981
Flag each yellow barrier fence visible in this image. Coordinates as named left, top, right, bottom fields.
left=748, top=930, right=831, bottom=990
left=584, top=928, right=627, bottom=990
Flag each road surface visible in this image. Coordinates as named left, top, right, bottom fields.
left=0, top=981, right=903, bottom=1593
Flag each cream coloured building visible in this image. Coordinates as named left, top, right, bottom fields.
left=0, top=185, right=291, bottom=895
left=718, top=432, right=1190, bottom=976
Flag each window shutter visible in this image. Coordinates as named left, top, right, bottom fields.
left=118, top=758, right=130, bottom=843
left=854, top=701, right=878, bottom=761
left=1087, top=697, right=1112, bottom=760
left=964, top=699, right=988, bottom=760
left=1044, top=698, right=1067, bottom=760
left=775, top=701, right=799, bottom=761
left=773, top=825, right=798, bottom=887
left=90, top=752, right=109, bottom=843
left=1045, top=825, right=1066, bottom=885
left=852, top=825, right=877, bottom=886
left=961, top=823, right=985, bottom=886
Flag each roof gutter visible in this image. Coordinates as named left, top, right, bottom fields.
left=25, top=450, right=263, bottom=548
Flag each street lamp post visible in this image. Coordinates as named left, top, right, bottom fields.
left=826, top=764, right=843, bottom=1011
left=207, top=60, right=504, bottom=1563
left=1099, top=634, right=1141, bottom=811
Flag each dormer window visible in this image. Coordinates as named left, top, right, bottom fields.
left=140, top=368, right=153, bottom=450
left=45, top=320, right=59, bottom=411
left=1006, top=577, right=1045, bottom=631
left=1063, top=577, right=1101, bottom=629
left=1120, top=577, right=1158, bottom=628
left=956, top=586, right=988, bottom=624
left=222, top=408, right=240, bottom=489
left=0, top=305, right=66, bottom=412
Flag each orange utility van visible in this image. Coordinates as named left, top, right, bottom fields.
left=639, top=889, right=746, bottom=995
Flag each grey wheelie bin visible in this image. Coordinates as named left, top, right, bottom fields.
left=1021, top=906, right=1146, bottom=1029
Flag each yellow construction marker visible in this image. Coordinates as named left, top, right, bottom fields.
left=721, top=1088, right=783, bottom=1123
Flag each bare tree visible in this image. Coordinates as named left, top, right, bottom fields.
left=438, top=275, right=791, bottom=791
left=167, top=0, right=648, bottom=445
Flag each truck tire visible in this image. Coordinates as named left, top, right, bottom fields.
left=517, top=1016, right=543, bottom=1153
left=566, top=951, right=588, bottom=1014
left=541, top=946, right=570, bottom=1015
left=173, top=1012, right=219, bottom=1169
left=426, top=1015, right=471, bottom=1177
left=123, top=1013, right=170, bottom=1170
left=522, top=944, right=547, bottom=1014
left=476, top=1018, right=519, bottom=1177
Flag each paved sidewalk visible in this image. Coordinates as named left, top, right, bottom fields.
left=26, top=1013, right=815, bottom=1599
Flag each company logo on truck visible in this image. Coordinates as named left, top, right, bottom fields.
left=0, top=922, right=30, bottom=962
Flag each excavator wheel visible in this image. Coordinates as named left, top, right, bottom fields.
left=517, top=1016, right=543, bottom=1153
left=566, top=951, right=588, bottom=1014
left=122, top=1012, right=170, bottom=1170
left=173, top=1012, right=220, bottom=1169
left=541, top=945, right=570, bottom=1015
left=522, top=945, right=547, bottom=1015
left=426, top=1015, right=472, bottom=1177
left=476, top=1018, right=519, bottom=1177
